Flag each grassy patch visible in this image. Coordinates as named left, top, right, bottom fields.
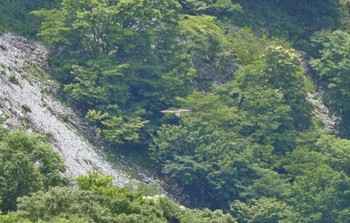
left=22, top=104, right=31, bottom=112
left=9, top=75, right=19, bottom=85
left=33, top=67, right=50, bottom=81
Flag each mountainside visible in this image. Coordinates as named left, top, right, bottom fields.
left=3, top=0, right=350, bottom=222
left=0, top=33, right=135, bottom=185
left=0, top=35, right=235, bottom=222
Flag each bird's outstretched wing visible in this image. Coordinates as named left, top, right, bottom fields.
left=177, top=109, right=191, bottom=112
left=161, top=110, right=176, bottom=114
left=161, top=109, right=192, bottom=117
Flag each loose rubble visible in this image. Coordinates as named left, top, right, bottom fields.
left=0, top=33, right=136, bottom=186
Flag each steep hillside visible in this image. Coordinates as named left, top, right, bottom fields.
left=3, top=0, right=350, bottom=222
left=0, top=33, right=136, bottom=186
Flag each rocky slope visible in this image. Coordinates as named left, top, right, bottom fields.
left=299, top=52, right=338, bottom=133
left=0, top=33, right=140, bottom=186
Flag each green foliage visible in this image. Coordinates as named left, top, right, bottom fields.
left=310, top=30, right=350, bottom=137
left=0, top=212, right=32, bottom=223
left=249, top=44, right=313, bottom=130
left=179, top=0, right=242, bottom=22
left=86, top=109, right=149, bottom=145
left=9, top=75, right=19, bottom=85
left=5, top=0, right=350, bottom=221
left=0, top=173, right=236, bottom=223
left=175, top=91, right=237, bottom=126
left=227, top=43, right=312, bottom=152
left=230, top=28, right=269, bottom=65
left=231, top=197, right=294, bottom=223
left=151, top=112, right=260, bottom=208
left=0, top=130, right=67, bottom=213
left=16, top=187, right=111, bottom=223
left=151, top=34, right=315, bottom=210
left=0, top=212, right=87, bottom=223
left=33, top=0, right=195, bottom=145
left=234, top=0, right=347, bottom=46
left=22, top=104, right=31, bottom=113
left=315, top=134, right=350, bottom=174
left=228, top=131, right=350, bottom=223
left=179, top=15, right=237, bottom=91
left=181, top=209, right=236, bottom=223
left=0, top=0, right=60, bottom=36
left=290, top=166, right=350, bottom=222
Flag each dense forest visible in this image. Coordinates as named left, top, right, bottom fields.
left=2, top=0, right=350, bottom=222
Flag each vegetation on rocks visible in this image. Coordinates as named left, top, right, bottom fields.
left=2, top=0, right=350, bottom=222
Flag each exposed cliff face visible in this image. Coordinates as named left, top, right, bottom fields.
left=0, top=33, right=135, bottom=186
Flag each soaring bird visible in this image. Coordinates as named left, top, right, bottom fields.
left=160, top=109, right=192, bottom=117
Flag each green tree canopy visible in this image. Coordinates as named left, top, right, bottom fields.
left=310, top=30, right=350, bottom=137
left=33, top=0, right=196, bottom=146
left=2, top=173, right=236, bottom=223
left=0, top=130, right=67, bottom=213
